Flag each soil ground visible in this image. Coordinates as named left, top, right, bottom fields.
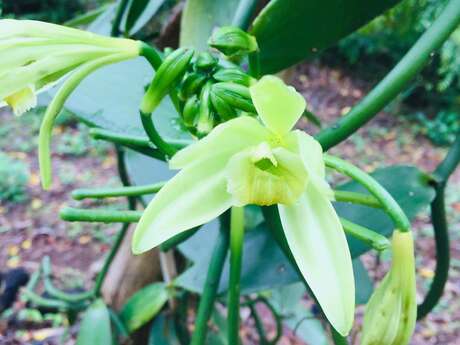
left=0, top=61, right=458, bottom=344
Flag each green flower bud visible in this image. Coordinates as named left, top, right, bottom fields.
left=196, top=82, right=215, bottom=137
left=210, top=89, right=237, bottom=121
left=211, top=82, right=256, bottom=113
left=213, top=68, right=256, bottom=86
left=141, top=48, right=194, bottom=114
left=182, top=95, right=200, bottom=128
left=208, top=26, right=258, bottom=57
left=178, top=72, right=208, bottom=100
left=163, top=47, right=174, bottom=57
left=361, top=230, right=417, bottom=345
left=194, top=51, right=218, bottom=71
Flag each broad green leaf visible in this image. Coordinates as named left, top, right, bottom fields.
left=269, top=283, right=329, bottom=345
left=63, top=58, right=189, bottom=142
left=125, top=0, right=166, bottom=35
left=354, top=258, right=373, bottom=305
left=76, top=299, right=112, bottom=345
left=251, top=0, right=403, bottom=74
left=149, top=314, right=181, bottom=345
left=120, top=282, right=169, bottom=333
left=176, top=221, right=300, bottom=295
left=180, top=0, right=240, bottom=50
left=334, top=165, right=435, bottom=257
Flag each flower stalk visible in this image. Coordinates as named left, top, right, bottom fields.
left=228, top=206, right=245, bottom=345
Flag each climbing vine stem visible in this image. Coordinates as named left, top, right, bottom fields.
left=315, top=0, right=460, bottom=151
left=418, top=135, right=460, bottom=319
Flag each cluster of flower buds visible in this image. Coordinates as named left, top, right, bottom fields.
left=142, top=27, right=260, bottom=137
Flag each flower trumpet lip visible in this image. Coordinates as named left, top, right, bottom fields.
left=0, top=19, right=142, bottom=189
left=0, top=19, right=141, bottom=117
left=132, top=75, right=355, bottom=336
left=361, top=230, right=417, bottom=345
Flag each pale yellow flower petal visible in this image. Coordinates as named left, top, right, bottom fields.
left=249, top=75, right=306, bottom=136
left=278, top=185, right=355, bottom=336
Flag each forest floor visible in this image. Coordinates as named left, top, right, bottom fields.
left=0, top=60, right=459, bottom=345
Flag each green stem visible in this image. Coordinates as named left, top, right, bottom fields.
left=232, top=0, right=259, bottom=30
left=331, top=328, right=349, bottom=345
left=141, top=111, right=178, bottom=158
left=111, top=0, right=130, bottom=37
left=228, top=206, right=245, bottom=345
left=22, top=289, right=86, bottom=311
left=333, top=190, right=381, bottom=208
left=90, top=127, right=191, bottom=150
left=60, top=207, right=142, bottom=223
left=140, top=42, right=163, bottom=70
left=247, top=297, right=282, bottom=345
left=190, top=217, right=230, bottom=345
left=315, top=0, right=460, bottom=151
left=38, top=53, right=134, bottom=190
left=94, top=223, right=130, bottom=296
left=72, top=182, right=165, bottom=200
left=93, top=147, right=136, bottom=296
left=109, top=308, right=129, bottom=338
left=42, top=256, right=94, bottom=303
left=418, top=135, right=460, bottom=319
left=324, top=154, right=411, bottom=232
left=340, top=218, right=390, bottom=252
left=90, top=128, right=165, bottom=160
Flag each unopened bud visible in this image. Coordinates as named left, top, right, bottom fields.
left=210, top=90, right=237, bottom=121
left=208, top=26, right=258, bottom=57
left=213, top=68, right=256, bottom=86
left=179, top=72, right=208, bottom=100
left=195, top=51, right=218, bottom=71
left=196, top=82, right=215, bottom=137
left=361, top=230, right=417, bottom=345
left=141, top=48, right=194, bottom=114
left=211, top=82, right=256, bottom=113
left=182, top=95, right=200, bottom=128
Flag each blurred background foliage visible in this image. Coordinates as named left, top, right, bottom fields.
left=326, top=0, right=460, bottom=146
left=0, top=0, right=458, bottom=146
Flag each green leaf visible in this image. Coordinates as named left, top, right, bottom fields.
left=353, top=258, right=373, bottom=305
left=334, top=165, right=436, bottom=257
left=125, top=0, right=166, bottom=35
left=176, top=221, right=300, bottom=295
left=63, top=58, right=188, bottom=142
left=251, top=0, right=403, bottom=73
left=149, top=314, right=181, bottom=345
left=120, top=282, right=169, bottom=333
left=269, top=283, right=329, bottom=345
left=76, top=299, right=112, bottom=345
left=180, top=0, right=240, bottom=50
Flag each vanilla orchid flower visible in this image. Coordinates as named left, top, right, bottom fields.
left=132, top=76, right=355, bottom=335
left=0, top=19, right=140, bottom=116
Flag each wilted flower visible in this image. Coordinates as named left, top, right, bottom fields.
left=0, top=19, right=141, bottom=116
left=361, top=230, right=417, bottom=345
left=133, top=76, right=355, bottom=336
